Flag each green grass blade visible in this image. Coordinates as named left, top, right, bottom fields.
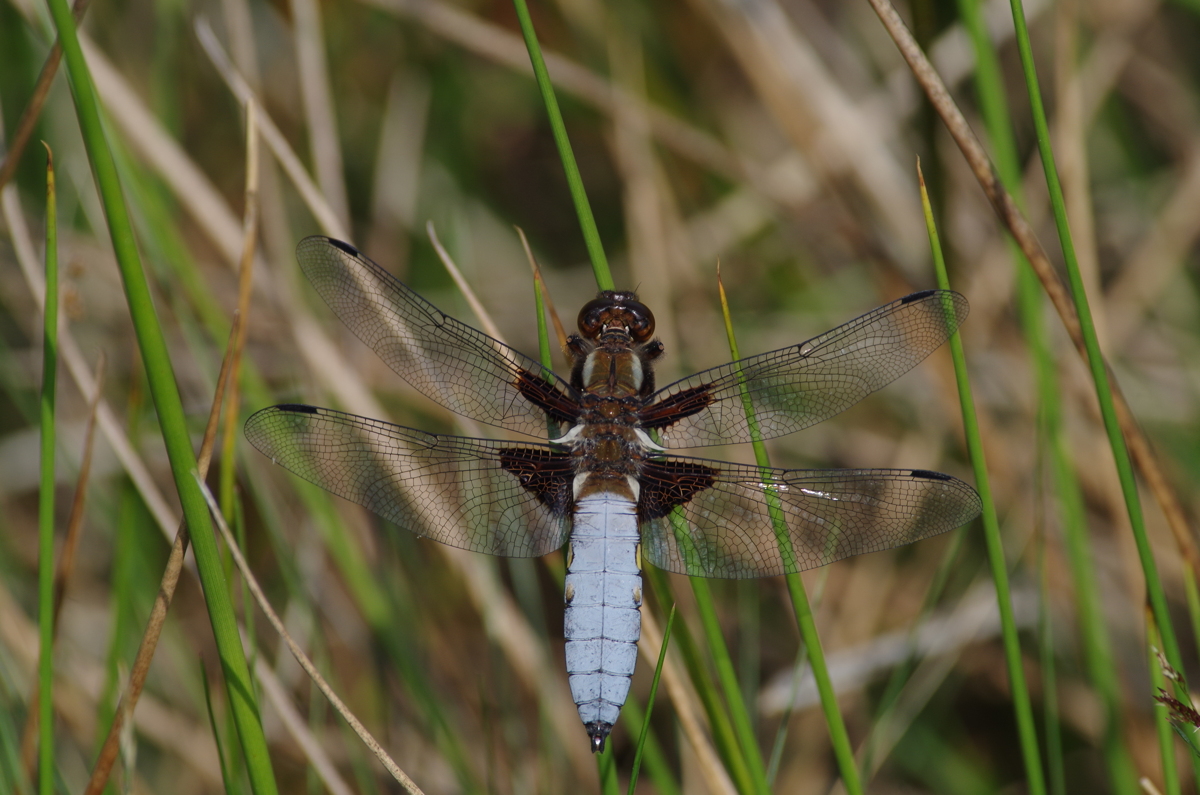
left=715, top=276, right=862, bottom=794
left=37, top=144, right=58, bottom=795
left=628, top=605, right=677, bottom=795
left=1149, top=627, right=1183, bottom=794
left=1008, top=0, right=1192, bottom=781
left=620, top=695, right=680, bottom=795
left=1006, top=0, right=1185, bottom=685
left=1037, top=535, right=1065, bottom=795
left=200, top=671, right=237, bottom=795
left=597, top=745, right=618, bottom=792
left=40, top=0, right=278, bottom=791
left=1185, top=570, right=1200, bottom=662
left=643, top=567, right=752, bottom=793
left=955, top=1, right=1138, bottom=789
left=687, top=579, right=770, bottom=794
left=510, top=0, right=613, bottom=291
left=857, top=525, right=968, bottom=782
left=918, top=164, right=1046, bottom=795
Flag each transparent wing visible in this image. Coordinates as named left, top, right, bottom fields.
left=642, top=291, right=968, bottom=448
left=297, top=236, right=579, bottom=438
left=245, top=404, right=572, bottom=557
left=639, top=457, right=981, bottom=579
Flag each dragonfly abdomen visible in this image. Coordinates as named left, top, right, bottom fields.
left=564, top=490, right=643, bottom=754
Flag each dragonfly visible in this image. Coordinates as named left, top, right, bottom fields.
left=245, top=236, right=982, bottom=753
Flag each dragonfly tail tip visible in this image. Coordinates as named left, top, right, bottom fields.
left=585, top=721, right=612, bottom=754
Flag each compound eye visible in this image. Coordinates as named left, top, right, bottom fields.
left=625, top=301, right=656, bottom=342
left=577, top=296, right=611, bottom=338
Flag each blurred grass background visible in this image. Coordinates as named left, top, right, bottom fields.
left=2, top=0, right=1200, bottom=791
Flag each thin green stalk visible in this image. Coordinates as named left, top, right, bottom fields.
left=1051, top=400, right=1136, bottom=789
left=955, top=1, right=1136, bottom=789
left=857, top=526, right=967, bottom=782
left=1012, top=0, right=1191, bottom=780
left=716, top=277, right=860, bottom=795
left=918, top=165, right=1046, bottom=795
left=0, top=697, right=25, bottom=795
left=1037, top=531, right=1065, bottom=795
left=628, top=606, right=677, bottom=795
left=621, top=696, right=680, bottom=795
left=1006, top=0, right=1185, bottom=683
left=534, top=278, right=553, bottom=373
left=783, top=580, right=859, bottom=789
left=688, top=579, right=771, bottom=793
left=42, top=0, right=278, bottom=791
left=644, top=567, right=752, bottom=793
left=597, top=743, right=618, bottom=793
left=37, top=144, right=58, bottom=795
left=201, top=673, right=237, bottom=795
left=1185, top=569, right=1200, bottom=663
left=510, top=0, right=613, bottom=291
left=1148, top=622, right=1183, bottom=795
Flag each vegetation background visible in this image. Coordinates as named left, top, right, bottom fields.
left=1, top=0, right=1199, bottom=791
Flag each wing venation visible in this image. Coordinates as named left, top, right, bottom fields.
left=648, top=291, right=968, bottom=448
left=640, top=457, right=981, bottom=578
left=245, top=404, right=571, bottom=557
left=297, top=236, right=577, bottom=438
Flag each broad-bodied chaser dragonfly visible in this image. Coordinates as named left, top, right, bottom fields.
left=245, top=236, right=982, bottom=753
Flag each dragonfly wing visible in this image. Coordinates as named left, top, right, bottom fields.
left=297, top=236, right=580, bottom=438
left=639, top=457, right=981, bottom=579
left=245, top=404, right=573, bottom=557
left=641, top=291, right=968, bottom=448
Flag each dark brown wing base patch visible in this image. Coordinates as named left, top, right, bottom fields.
left=639, top=459, right=719, bottom=520
left=499, top=447, right=575, bottom=516
left=638, top=385, right=715, bottom=430
left=514, top=369, right=581, bottom=426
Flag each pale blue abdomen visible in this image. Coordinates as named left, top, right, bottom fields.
left=563, top=492, right=642, bottom=753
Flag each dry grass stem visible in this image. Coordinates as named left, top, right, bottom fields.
left=83, top=103, right=262, bottom=792
left=515, top=225, right=570, bottom=351
left=291, top=0, right=352, bottom=232
left=865, top=0, right=1198, bottom=570
left=251, top=655, right=355, bottom=795
left=0, top=584, right=225, bottom=786
left=606, top=24, right=684, bottom=362
left=195, top=18, right=350, bottom=242
left=426, top=220, right=506, bottom=341
left=690, top=0, right=925, bottom=269
left=2, top=175, right=179, bottom=534
left=194, top=474, right=426, bottom=795
left=360, top=0, right=777, bottom=198
left=218, top=99, right=261, bottom=490
left=0, top=0, right=93, bottom=191
left=639, top=606, right=737, bottom=795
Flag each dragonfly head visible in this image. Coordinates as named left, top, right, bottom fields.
left=578, top=291, right=655, bottom=343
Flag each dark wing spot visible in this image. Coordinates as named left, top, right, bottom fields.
left=514, top=369, right=580, bottom=425
left=327, top=238, right=361, bottom=257
left=276, top=403, right=319, bottom=413
left=639, top=385, right=715, bottom=430
left=902, top=289, right=936, bottom=303
left=499, top=447, right=575, bottom=516
left=910, top=469, right=951, bottom=480
left=639, top=459, right=719, bottom=520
